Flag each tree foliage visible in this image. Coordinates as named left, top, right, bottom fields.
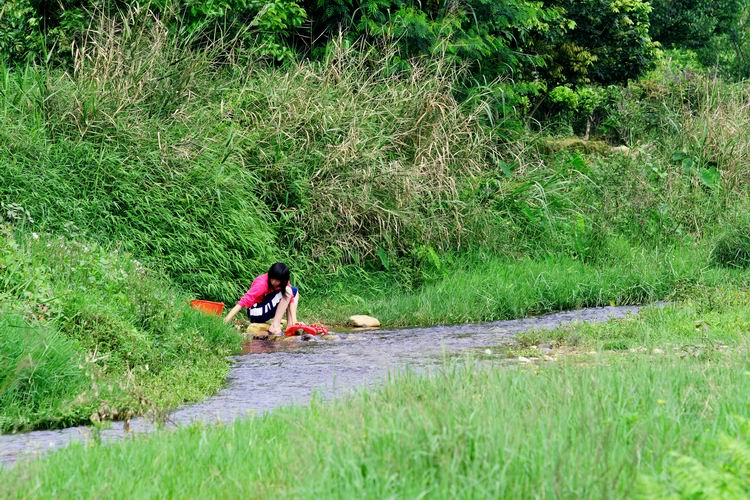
left=543, top=0, right=656, bottom=85
left=0, top=0, right=745, bottom=135
left=0, top=0, right=44, bottom=63
left=301, top=0, right=561, bottom=82
left=650, top=0, right=746, bottom=49
left=649, top=0, right=749, bottom=80
left=1, top=0, right=661, bottom=84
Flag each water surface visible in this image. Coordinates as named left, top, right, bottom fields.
left=0, top=305, right=641, bottom=467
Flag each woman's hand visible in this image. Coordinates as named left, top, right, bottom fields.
left=224, top=304, right=243, bottom=324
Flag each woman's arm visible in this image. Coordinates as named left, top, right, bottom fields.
left=226, top=274, right=267, bottom=324
left=223, top=303, right=243, bottom=324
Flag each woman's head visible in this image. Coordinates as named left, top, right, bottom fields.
left=267, top=262, right=290, bottom=295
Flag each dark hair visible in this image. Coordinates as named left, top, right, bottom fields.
left=268, top=262, right=290, bottom=297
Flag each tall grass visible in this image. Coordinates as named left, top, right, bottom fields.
left=0, top=10, right=277, bottom=302
left=0, top=10, right=503, bottom=301
left=5, top=9, right=748, bottom=302
left=307, top=242, right=718, bottom=326
left=232, top=35, right=494, bottom=264
left=616, top=64, right=750, bottom=236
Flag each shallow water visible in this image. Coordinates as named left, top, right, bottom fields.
left=0, top=305, right=641, bottom=467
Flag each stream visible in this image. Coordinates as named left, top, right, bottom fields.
left=0, top=305, right=642, bottom=468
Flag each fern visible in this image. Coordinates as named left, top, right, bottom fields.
left=640, top=417, right=750, bottom=498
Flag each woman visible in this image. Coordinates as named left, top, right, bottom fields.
left=223, top=262, right=299, bottom=335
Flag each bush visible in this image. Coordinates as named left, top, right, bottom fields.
left=0, top=0, right=44, bottom=63
left=0, top=313, right=92, bottom=431
left=0, top=227, right=241, bottom=431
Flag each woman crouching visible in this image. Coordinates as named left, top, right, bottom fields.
left=223, top=262, right=299, bottom=336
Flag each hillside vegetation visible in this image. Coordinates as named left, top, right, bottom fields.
left=2, top=0, right=750, bottom=462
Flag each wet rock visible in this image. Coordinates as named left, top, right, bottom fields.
left=349, top=315, right=381, bottom=328
left=300, top=334, right=317, bottom=342
left=517, top=356, right=533, bottom=363
left=246, top=323, right=270, bottom=337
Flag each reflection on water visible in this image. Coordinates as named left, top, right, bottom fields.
left=0, top=305, right=641, bottom=467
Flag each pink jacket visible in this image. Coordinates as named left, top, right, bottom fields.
left=238, top=273, right=296, bottom=308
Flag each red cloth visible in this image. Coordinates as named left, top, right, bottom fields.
left=238, top=273, right=295, bottom=308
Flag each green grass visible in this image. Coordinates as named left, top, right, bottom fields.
left=306, top=241, right=750, bottom=327
left=4, top=339, right=750, bottom=497
left=516, top=286, right=750, bottom=353
left=0, top=314, right=91, bottom=431
left=0, top=227, right=241, bottom=432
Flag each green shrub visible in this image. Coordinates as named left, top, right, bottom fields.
left=0, top=0, right=43, bottom=63
left=0, top=227, right=241, bottom=431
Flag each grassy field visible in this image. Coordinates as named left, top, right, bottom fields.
left=4, top=220, right=750, bottom=433
left=3, top=295, right=750, bottom=497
